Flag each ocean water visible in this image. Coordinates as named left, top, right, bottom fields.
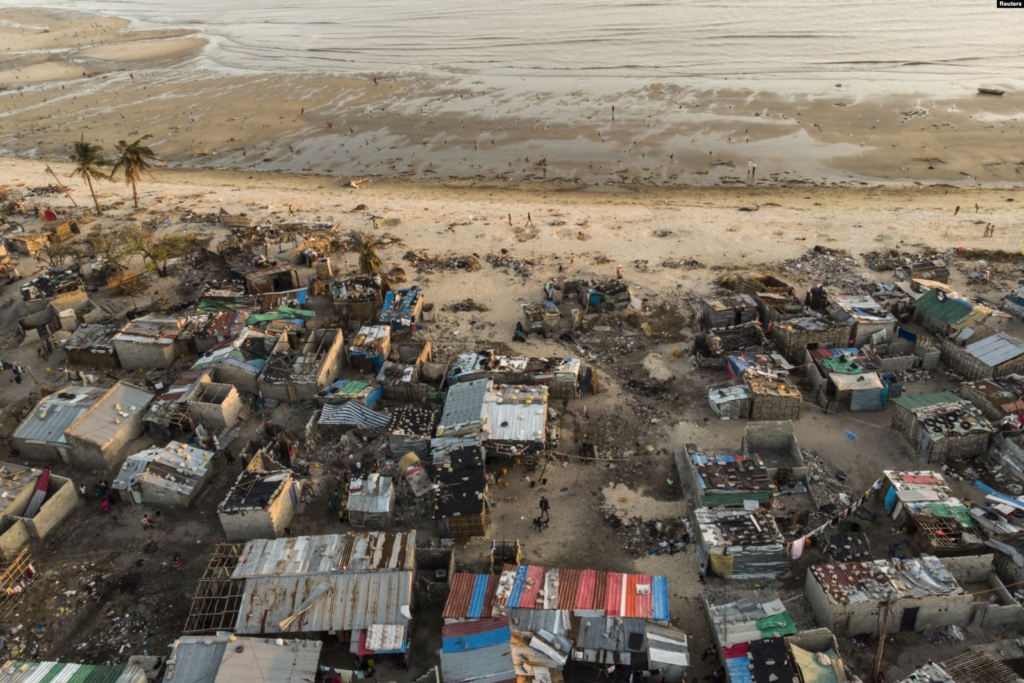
left=2, top=0, right=1021, bottom=85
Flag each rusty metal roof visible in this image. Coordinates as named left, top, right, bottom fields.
left=232, top=531, right=416, bottom=578
left=443, top=573, right=501, bottom=620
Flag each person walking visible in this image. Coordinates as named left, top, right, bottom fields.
left=539, top=496, right=550, bottom=522
left=141, top=514, right=155, bottom=530
left=526, top=213, right=534, bottom=227
left=747, top=160, right=753, bottom=176
left=616, top=265, right=623, bottom=279
left=751, top=161, right=757, bottom=180
left=173, top=553, right=184, bottom=571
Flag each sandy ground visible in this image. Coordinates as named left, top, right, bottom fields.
left=3, top=9, right=1024, bottom=186
left=2, top=155, right=1023, bottom=679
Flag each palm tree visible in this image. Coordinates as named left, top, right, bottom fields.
left=69, top=135, right=108, bottom=215
left=352, top=231, right=383, bottom=274
left=111, top=134, right=158, bottom=209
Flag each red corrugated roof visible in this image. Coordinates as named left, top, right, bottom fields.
left=443, top=572, right=478, bottom=619
left=592, top=570, right=608, bottom=611
left=518, top=565, right=545, bottom=608
left=606, top=572, right=623, bottom=616
left=442, top=615, right=509, bottom=637
left=574, top=569, right=596, bottom=610
left=635, top=575, right=653, bottom=619
left=558, top=568, right=582, bottom=610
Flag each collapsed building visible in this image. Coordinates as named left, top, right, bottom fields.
left=379, top=286, right=424, bottom=331
left=827, top=294, right=897, bottom=346
left=217, top=452, right=297, bottom=541
left=678, top=445, right=775, bottom=508
left=447, top=349, right=582, bottom=398
left=258, top=328, right=344, bottom=402
left=347, top=325, right=391, bottom=374
left=0, top=463, right=80, bottom=561
left=62, top=324, right=120, bottom=368
left=913, top=288, right=1009, bottom=342
left=113, top=441, right=214, bottom=509
left=882, top=470, right=984, bottom=556
left=330, top=274, right=384, bottom=322
left=193, top=327, right=279, bottom=395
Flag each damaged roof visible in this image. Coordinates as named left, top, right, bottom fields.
left=218, top=462, right=291, bottom=515
left=114, top=315, right=185, bottom=346
left=809, top=556, right=964, bottom=605
left=113, top=441, right=212, bottom=498
left=0, top=462, right=43, bottom=516
left=13, top=386, right=106, bottom=446
left=232, top=531, right=417, bottom=577
left=481, top=384, right=548, bottom=443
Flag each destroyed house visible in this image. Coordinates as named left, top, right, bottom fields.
left=316, top=379, right=383, bottom=406
left=786, top=630, right=850, bottom=683
left=447, top=350, right=582, bottom=398
left=941, top=332, right=1024, bottom=381
left=896, top=259, right=950, bottom=284
left=701, top=294, right=759, bottom=329
left=62, top=324, right=119, bottom=368
left=960, top=375, right=1024, bottom=427
left=899, top=651, right=1021, bottom=683
left=804, top=556, right=971, bottom=636
left=348, top=325, right=391, bottom=373
left=330, top=274, right=384, bottom=322
left=805, top=348, right=888, bottom=413
left=142, top=368, right=243, bottom=440
left=433, top=444, right=488, bottom=539
left=235, top=262, right=300, bottom=294
left=385, top=407, right=439, bottom=458
left=258, top=328, right=344, bottom=402
left=113, top=315, right=187, bottom=370
left=217, top=453, right=296, bottom=541
left=827, top=294, right=897, bottom=346
left=882, top=470, right=983, bottom=556
left=11, top=386, right=107, bottom=463
left=193, top=327, right=278, bottom=395
left=913, top=288, right=1008, bottom=342
left=162, top=635, right=322, bottom=683
left=696, top=322, right=767, bottom=366
left=376, top=361, right=429, bottom=401
left=19, top=264, right=83, bottom=302
left=695, top=507, right=788, bottom=580
left=187, top=310, right=249, bottom=354
left=346, top=473, right=396, bottom=529
left=891, top=393, right=993, bottom=463
left=680, top=445, right=774, bottom=508
left=771, top=316, right=852, bottom=362
left=864, top=335, right=921, bottom=373
left=0, top=463, right=80, bottom=562
left=582, top=279, right=633, bottom=311
left=212, top=532, right=416, bottom=651
left=379, top=286, right=423, bottom=330
left=113, top=441, right=213, bottom=509
left=0, top=661, right=147, bottom=683
left=63, top=382, right=155, bottom=472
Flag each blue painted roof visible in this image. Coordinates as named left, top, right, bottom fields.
left=469, top=574, right=489, bottom=618
left=442, top=626, right=512, bottom=654
left=506, top=565, right=528, bottom=607
left=728, top=656, right=754, bottom=683
left=652, top=575, right=670, bottom=621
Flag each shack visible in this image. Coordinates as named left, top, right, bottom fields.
left=941, top=332, right=1024, bottom=381
left=58, top=382, right=154, bottom=471
left=582, top=279, right=634, bottom=311
left=193, top=327, right=279, bottom=395
left=882, top=470, right=983, bottom=556
left=346, top=474, right=396, bottom=529
left=771, top=316, right=853, bottom=362
left=162, top=635, right=322, bottom=683
left=891, top=393, right=993, bottom=463
left=701, top=294, right=759, bottom=329
left=217, top=453, right=296, bottom=541
left=804, top=556, right=971, bottom=636
left=11, top=386, right=107, bottom=463
left=258, top=328, right=344, bottom=402
left=113, top=442, right=213, bottom=509
left=377, top=361, right=430, bottom=401
left=744, top=370, right=802, bottom=421
left=707, top=384, right=753, bottom=420
left=330, top=274, right=384, bottom=322
left=113, top=315, right=187, bottom=371
left=239, top=263, right=300, bottom=294
left=704, top=593, right=797, bottom=683
left=348, top=325, right=391, bottom=373
left=62, top=324, right=120, bottom=368
left=385, top=407, right=439, bottom=459
left=913, top=288, right=1009, bottom=342
left=959, top=375, right=1024, bottom=424
left=433, top=444, right=488, bottom=539
left=827, top=294, right=897, bottom=346
left=379, top=286, right=424, bottom=331
left=447, top=350, right=582, bottom=398
left=805, top=348, right=887, bottom=413
left=316, top=379, right=383, bottom=407
left=694, top=507, right=788, bottom=580
left=695, top=322, right=767, bottom=368
left=679, top=444, right=774, bottom=508
left=0, top=463, right=80, bottom=562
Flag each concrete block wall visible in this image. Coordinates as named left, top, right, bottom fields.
left=188, top=382, right=243, bottom=430
left=19, top=475, right=80, bottom=540
left=113, top=341, right=176, bottom=371
left=744, top=421, right=808, bottom=478
left=0, top=520, right=31, bottom=561
left=218, top=480, right=295, bottom=541
left=979, top=572, right=1024, bottom=628
left=9, top=440, right=65, bottom=465
left=213, top=363, right=260, bottom=396
left=941, top=554, right=994, bottom=584
left=64, top=410, right=145, bottom=472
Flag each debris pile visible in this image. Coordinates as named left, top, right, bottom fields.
left=403, top=249, right=480, bottom=272
left=781, top=246, right=865, bottom=289
left=444, top=299, right=490, bottom=313
left=601, top=507, right=690, bottom=559
left=487, top=252, right=537, bottom=277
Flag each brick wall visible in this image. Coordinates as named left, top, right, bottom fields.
left=113, top=341, right=176, bottom=371
left=20, top=475, right=80, bottom=539
left=0, top=520, right=31, bottom=561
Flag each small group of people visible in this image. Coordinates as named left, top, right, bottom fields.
left=983, top=223, right=996, bottom=237
left=746, top=159, right=758, bottom=180
left=0, top=360, right=27, bottom=385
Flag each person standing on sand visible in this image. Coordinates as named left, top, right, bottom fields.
left=616, top=265, right=623, bottom=279
left=752, top=161, right=757, bottom=180
left=539, top=496, right=550, bottom=522
left=508, top=213, right=512, bottom=226
left=747, top=160, right=752, bottom=176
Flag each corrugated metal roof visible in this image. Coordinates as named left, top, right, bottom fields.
left=481, top=385, right=548, bottom=443
left=965, top=332, right=1024, bottom=367
left=437, top=379, right=490, bottom=436
left=891, top=391, right=962, bottom=411
left=213, top=637, right=321, bottom=683
left=913, top=289, right=972, bottom=325
left=438, top=642, right=515, bottom=683
left=0, top=662, right=147, bottom=683
left=163, top=636, right=230, bottom=683
left=443, top=572, right=500, bottom=619
left=65, top=382, right=155, bottom=447
left=233, top=570, right=413, bottom=634
left=232, top=531, right=416, bottom=577
left=0, top=462, right=42, bottom=515
left=114, top=315, right=184, bottom=346
left=646, top=623, right=689, bottom=668
left=113, top=442, right=212, bottom=497
left=12, top=387, right=105, bottom=445
left=346, top=475, right=395, bottom=513
left=442, top=616, right=512, bottom=653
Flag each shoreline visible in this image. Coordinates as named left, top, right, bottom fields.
left=1, top=7, right=1023, bottom=189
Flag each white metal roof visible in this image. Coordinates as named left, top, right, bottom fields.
left=64, top=382, right=155, bottom=447
left=12, top=387, right=105, bottom=446
left=965, top=332, right=1024, bottom=367
left=481, top=384, right=548, bottom=443
left=214, top=637, right=321, bottom=683
left=231, top=531, right=416, bottom=578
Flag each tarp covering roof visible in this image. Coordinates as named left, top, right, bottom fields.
left=0, top=662, right=147, bottom=683
left=318, top=402, right=390, bottom=432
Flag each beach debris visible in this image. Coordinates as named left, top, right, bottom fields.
left=486, top=252, right=536, bottom=277
left=348, top=178, right=369, bottom=189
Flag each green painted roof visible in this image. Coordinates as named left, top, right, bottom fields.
left=914, top=289, right=972, bottom=325
left=891, top=391, right=962, bottom=411
left=821, top=356, right=867, bottom=375
left=924, top=503, right=978, bottom=528
left=791, top=645, right=841, bottom=683
left=755, top=611, right=797, bottom=639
